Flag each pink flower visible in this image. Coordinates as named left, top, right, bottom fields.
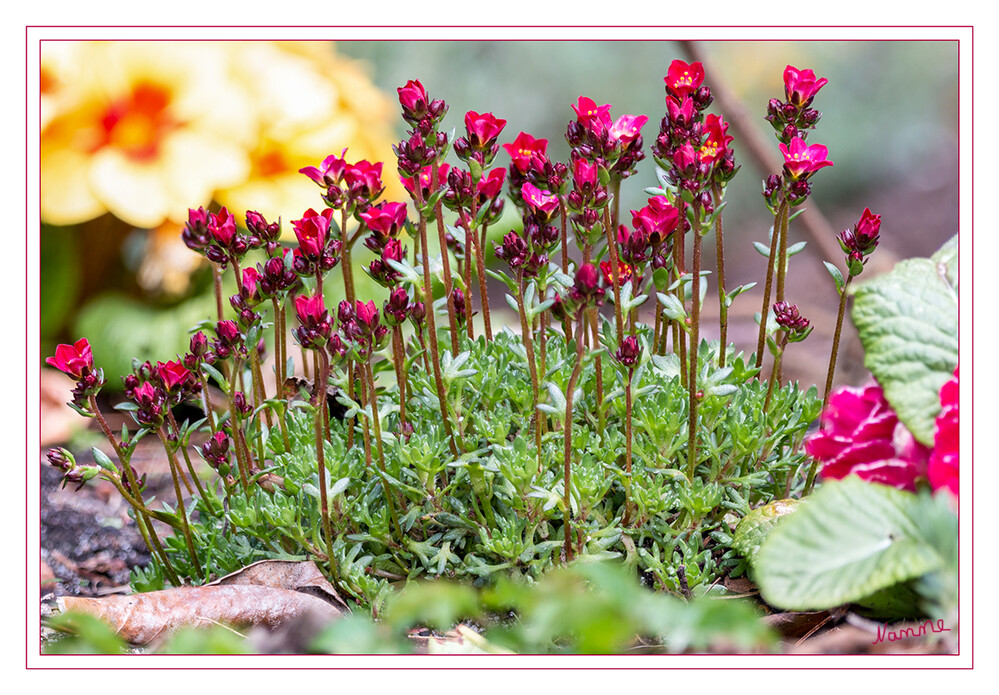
left=699, top=114, right=733, bottom=165
left=608, top=113, right=648, bottom=146
left=854, top=207, right=882, bottom=246
left=241, top=266, right=260, bottom=299
left=806, top=382, right=929, bottom=491
left=503, top=132, right=548, bottom=173
left=355, top=300, right=380, bottom=332
left=359, top=201, right=408, bottom=237
left=46, top=338, right=94, bottom=379
left=521, top=182, right=560, bottom=219
left=464, top=111, right=507, bottom=148
left=296, top=293, right=327, bottom=324
left=665, top=96, right=696, bottom=127
left=664, top=60, right=705, bottom=100
left=783, top=65, right=828, bottom=108
left=573, top=158, right=599, bottom=192
left=928, top=367, right=959, bottom=496
left=343, top=160, right=383, bottom=199
left=156, top=359, right=191, bottom=393
left=779, top=137, right=833, bottom=180
left=401, top=163, right=449, bottom=200
left=631, top=197, right=679, bottom=245
left=571, top=96, right=612, bottom=132
left=299, top=149, right=349, bottom=187
left=477, top=167, right=506, bottom=200
left=291, top=208, right=333, bottom=259
left=209, top=207, right=237, bottom=247
left=600, top=260, right=633, bottom=288
left=397, top=79, right=429, bottom=113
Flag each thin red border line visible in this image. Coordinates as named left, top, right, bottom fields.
left=26, top=31, right=971, bottom=667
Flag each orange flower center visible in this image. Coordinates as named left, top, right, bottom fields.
left=254, top=148, right=289, bottom=177
left=101, top=81, right=176, bottom=161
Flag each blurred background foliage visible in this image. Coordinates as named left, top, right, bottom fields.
left=39, top=39, right=958, bottom=393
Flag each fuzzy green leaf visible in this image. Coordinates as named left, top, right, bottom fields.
left=754, top=478, right=944, bottom=611
left=851, top=238, right=958, bottom=445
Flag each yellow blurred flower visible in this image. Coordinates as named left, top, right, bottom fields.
left=40, top=40, right=404, bottom=295
left=41, top=41, right=255, bottom=229
left=215, top=41, right=404, bottom=228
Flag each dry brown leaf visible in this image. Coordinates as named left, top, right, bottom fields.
left=59, top=584, right=344, bottom=644
left=210, top=559, right=349, bottom=609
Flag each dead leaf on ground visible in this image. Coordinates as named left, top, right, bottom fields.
left=58, top=584, right=344, bottom=645
left=210, top=559, right=348, bottom=609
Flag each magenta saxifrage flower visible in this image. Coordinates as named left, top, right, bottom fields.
left=664, top=60, right=705, bottom=100
left=805, top=382, right=930, bottom=492
left=571, top=96, right=613, bottom=132
left=928, top=367, right=959, bottom=497
left=46, top=338, right=94, bottom=379
left=521, top=182, right=560, bottom=221
left=503, top=132, right=548, bottom=174
left=156, top=359, right=191, bottom=393
left=698, top=114, right=734, bottom=165
left=779, top=137, right=833, bottom=180
left=631, top=197, right=679, bottom=246
left=608, top=113, right=649, bottom=146
left=291, top=207, right=334, bottom=259
left=464, top=110, right=508, bottom=149
left=299, top=148, right=349, bottom=187
left=783, top=65, right=829, bottom=109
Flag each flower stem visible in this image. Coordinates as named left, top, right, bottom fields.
left=756, top=200, right=789, bottom=370
left=415, top=181, right=459, bottom=457
left=622, top=367, right=635, bottom=526
left=516, top=269, right=544, bottom=474
left=472, top=221, right=493, bottom=340
left=823, top=273, right=854, bottom=412
left=713, top=183, right=729, bottom=367
left=686, top=206, right=703, bottom=481
left=312, top=349, right=336, bottom=571
left=602, top=205, right=625, bottom=342
left=431, top=164, right=460, bottom=356
left=156, top=428, right=203, bottom=581
left=364, top=359, right=403, bottom=539
left=562, top=318, right=587, bottom=563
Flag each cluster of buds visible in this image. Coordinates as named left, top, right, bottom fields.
left=453, top=110, right=507, bottom=172
left=299, top=149, right=386, bottom=217
left=772, top=301, right=813, bottom=342
left=46, top=447, right=100, bottom=491
left=183, top=207, right=278, bottom=270
left=292, top=294, right=334, bottom=350
left=339, top=299, right=389, bottom=358
left=229, top=266, right=264, bottom=329
left=566, top=96, right=648, bottom=181
left=255, top=249, right=302, bottom=299
left=502, top=131, right=557, bottom=207
left=554, top=263, right=607, bottom=322
left=211, top=319, right=247, bottom=362
left=766, top=65, right=827, bottom=144
left=122, top=373, right=168, bottom=428
left=837, top=207, right=882, bottom=277
left=765, top=66, right=832, bottom=208
left=565, top=156, right=607, bottom=227
left=395, top=80, right=449, bottom=184
left=654, top=60, right=736, bottom=205
left=290, top=208, right=343, bottom=278
left=200, top=431, right=232, bottom=477
left=442, top=164, right=507, bottom=229
left=46, top=338, right=105, bottom=410
left=383, top=286, right=414, bottom=327
left=614, top=335, right=642, bottom=369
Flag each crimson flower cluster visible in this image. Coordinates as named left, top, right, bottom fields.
left=772, top=301, right=811, bottom=339
left=46, top=337, right=105, bottom=409
left=300, top=149, right=386, bottom=217
left=806, top=382, right=930, bottom=492
left=555, top=263, right=607, bottom=322
left=654, top=60, right=736, bottom=209
left=566, top=96, right=648, bottom=181
left=837, top=207, right=882, bottom=277
left=394, top=80, right=449, bottom=183
left=183, top=206, right=280, bottom=270
left=200, top=431, right=232, bottom=477
left=764, top=65, right=832, bottom=207
left=290, top=207, right=343, bottom=278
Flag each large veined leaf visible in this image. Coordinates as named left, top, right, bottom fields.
left=851, top=235, right=958, bottom=445
left=754, top=477, right=944, bottom=611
